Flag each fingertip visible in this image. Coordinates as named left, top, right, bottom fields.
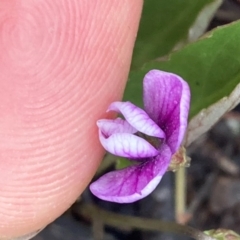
left=0, top=0, right=143, bottom=238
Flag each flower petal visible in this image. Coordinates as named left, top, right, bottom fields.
left=99, top=130, right=159, bottom=158
left=143, top=70, right=190, bottom=153
left=97, top=118, right=137, bottom=136
left=90, top=144, right=172, bottom=203
left=108, top=101, right=165, bottom=139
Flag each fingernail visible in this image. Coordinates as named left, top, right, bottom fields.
left=1, top=228, right=43, bottom=240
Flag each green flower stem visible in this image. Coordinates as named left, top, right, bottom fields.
left=78, top=203, right=215, bottom=240
left=175, top=167, right=186, bottom=221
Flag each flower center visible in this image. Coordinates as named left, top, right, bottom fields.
left=136, top=132, right=162, bottom=149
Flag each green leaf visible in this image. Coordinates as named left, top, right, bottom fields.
left=186, top=82, right=240, bottom=146
left=124, top=21, right=240, bottom=120
left=131, top=0, right=216, bottom=69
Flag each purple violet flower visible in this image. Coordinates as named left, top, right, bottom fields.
left=90, top=69, right=190, bottom=203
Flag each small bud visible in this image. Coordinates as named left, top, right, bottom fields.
left=204, top=228, right=240, bottom=240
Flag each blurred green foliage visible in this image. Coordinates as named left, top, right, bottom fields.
left=131, top=0, right=214, bottom=69
left=205, top=229, right=240, bottom=240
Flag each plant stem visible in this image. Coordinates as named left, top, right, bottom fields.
left=175, top=167, right=186, bottom=222
left=78, top=203, right=215, bottom=240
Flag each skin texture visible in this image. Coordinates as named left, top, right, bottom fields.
left=0, top=0, right=143, bottom=238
